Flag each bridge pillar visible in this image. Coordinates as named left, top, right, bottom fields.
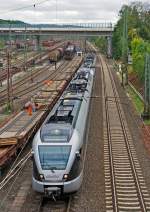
left=35, top=35, right=41, bottom=51
left=107, top=36, right=112, bottom=58
left=84, top=39, right=87, bottom=53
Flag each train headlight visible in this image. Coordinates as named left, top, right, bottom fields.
left=63, top=174, right=69, bottom=180
left=39, top=174, right=45, bottom=180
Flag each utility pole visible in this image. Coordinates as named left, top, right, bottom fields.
left=7, top=24, right=13, bottom=112
left=143, top=54, right=150, bottom=119
left=9, top=51, right=13, bottom=112
left=6, top=49, right=13, bottom=112
left=7, top=49, right=10, bottom=109
left=121, top=6, right=128, bottom=86
left=24, top=24, right=27, bottom=71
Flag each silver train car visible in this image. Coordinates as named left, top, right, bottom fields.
left=32, top=56, right=95, bottom=196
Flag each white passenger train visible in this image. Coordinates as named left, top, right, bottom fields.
left=32, top=54, right=95, bottom=196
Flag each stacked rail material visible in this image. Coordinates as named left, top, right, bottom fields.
left=33, top=57, right=82, bottom=108
left=33, top=81, right=66, bottom=108
left=0, top=56, right=83, bottom=168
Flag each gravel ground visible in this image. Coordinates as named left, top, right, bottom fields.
left=4, top=55, right=150, bottom=212
left=107, top=59, right=150, bottom=193
left=0, top=56, right=105, bottom=212
left=0, top=160, right=32, bottom=212
left=21, top=56, right=105, bottom=212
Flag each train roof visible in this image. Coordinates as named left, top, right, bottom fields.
left=40, top=96, right=82, bottom=135
left=39, top=96, right=83, bottom=144
left=39, top=61, right=95, bottom=145
left=40, top=124, right=72, bottom=143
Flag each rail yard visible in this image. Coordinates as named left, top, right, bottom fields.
left=0, top=39, right=150, bottom=212
left=0, top=1, right=150, bottom=210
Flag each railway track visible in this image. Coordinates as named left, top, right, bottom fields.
left=0, top=150, right=31, bottom=190
left=0, top=42, right=65, bottom=91
left=0, top=41, right=65, bottom=85
left=0, top=61, right=68, bottom=106
left=0, top=51, right=45, bottom=81
left=37, top=196, right=71, bottom=212
left=100, top=54, right=150, bottom=211
left=0, top=59, right=76, bottom=138
left=0, top=64, right=51, bottom=95
left=0, top=56, right=83, bottom=212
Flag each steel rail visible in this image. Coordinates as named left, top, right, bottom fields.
left=0, top=150, right=31, bottom=190
left=99, top=55, right=118, bottom=212
left=105, top=58, right=147, bottom=212
left=101, top=54, right=149, bottom=212
left=37, top=196, right=71, bottom=212
left=0, top=61, right=67, bottom=106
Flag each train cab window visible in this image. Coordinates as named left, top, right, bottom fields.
left=38, top=145, right=71, bottom=170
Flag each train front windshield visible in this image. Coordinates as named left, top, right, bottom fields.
left=38, top=145, right=71, bottom=170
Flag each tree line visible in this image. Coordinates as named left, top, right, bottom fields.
left=113, top=1, right=150, bottom=81
left=0, top=19, right=25, bottom=25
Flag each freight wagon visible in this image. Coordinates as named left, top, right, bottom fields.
left=49, top=48, right=64, bottom=63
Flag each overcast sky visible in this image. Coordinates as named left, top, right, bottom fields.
left=0, top=0, right=148, bottom=24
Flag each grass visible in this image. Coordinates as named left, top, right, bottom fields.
left=0, top=105, right=13, bottom=124
left=127, top=86, right=150, bottom=125
left=128, top=65, right=134, bottom=74
left=114, top=60, right=150, bottom=125
left=144, top=119, right=150, bottom=125
left=127, top=86, right=144, bottom=114
left=0, top=40, right=4, bottom=49
left=3, top=104, right=13, bottom=115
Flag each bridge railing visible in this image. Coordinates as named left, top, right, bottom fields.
left=0, top=23, right=113, bottom=29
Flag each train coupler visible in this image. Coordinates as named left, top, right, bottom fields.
left=44, top=187, right=61, bottom=199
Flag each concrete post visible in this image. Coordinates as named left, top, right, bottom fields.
left=142, top=54, right=150, bottom=119
left=0, top=167, right=2, bottom=176
left=84, top=38, right=87, bottom=53
left=107, top=36, right=112, bottom=58
left=36, top=35, right=40, bottom=52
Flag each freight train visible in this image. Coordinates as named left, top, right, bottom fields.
left=42, top=40, right=55, bottom=47
left=48, top=48, right=64, bottom=63
left=64, top=45, right=75, bottom=60
left=32, top=54, right=95, bottom=196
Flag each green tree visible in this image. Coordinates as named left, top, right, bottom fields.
left=112, top=2, right=150, bottom=59
left=94, top=37, right=107, bottom=54
left=131, top=37, right=145, bottom=80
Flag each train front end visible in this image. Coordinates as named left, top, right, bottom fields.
left=32, top=125, right=83, bottom=196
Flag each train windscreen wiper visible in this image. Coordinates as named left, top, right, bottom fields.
left=49, top=166, right=57, bottom=173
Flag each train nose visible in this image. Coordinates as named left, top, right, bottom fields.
left=44, top=171, right=65, bottom=182
left=44, top=186, right=61, bottom=197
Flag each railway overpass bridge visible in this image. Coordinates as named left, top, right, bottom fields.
left=0, top=23, right=114, bottom=57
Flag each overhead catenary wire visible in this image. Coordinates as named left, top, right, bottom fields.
left=0, top=152, right=31, bottom=210
left=0, top=0, right=51, bottom=15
